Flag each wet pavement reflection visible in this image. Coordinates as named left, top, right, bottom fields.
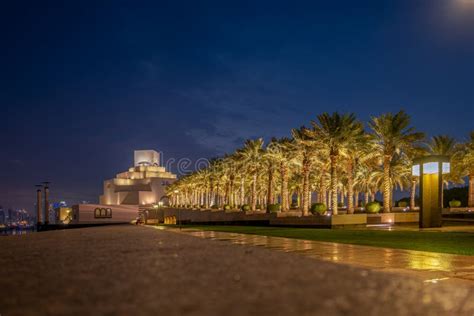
left=165, top=227, right=474, bottom=285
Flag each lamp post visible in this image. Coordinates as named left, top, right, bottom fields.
left=42, top=181, right=50, bottom=225
left=412, top=155, right=450, bottom=228
left=35, top=185, right=43, bottom=227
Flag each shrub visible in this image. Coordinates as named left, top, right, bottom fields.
left=443, top=186, right=468, bottom=208
left=267, top=204, right=281, bottom=213
left=449, top=200, right=462, bottom=208
left=256, top=204, right=262, bottom=210
left=223, top=204, right=231, bottom=210
left=337, top=202, right=345, bottom=208
left=200, top=204, right=205, bottom=209
left=398, top=201, right=408, bottom=208
left=310, top=203, right=327, bottom=215
left=241, top=204, right=251, bottom=212
left=211, top=205, right=219, bottom=209
left=365, top=202, right=381, bottom=213
left=290, top=202, right=299, bottom=209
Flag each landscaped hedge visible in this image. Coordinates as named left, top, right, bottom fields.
left=398, top=201, right=408, bottom=208
left=310, top=203, right=327, bottom=215
left=449, top=200, right=462, bottom=207
left=365, top=201, right=381, bottom=213
left=223, top=204, right=231, bottom=210
left=267, top=204, right=281, bottom=213
left=211, top=205, right=219, bottom=209
left=241, top=204, right=251, bottom=212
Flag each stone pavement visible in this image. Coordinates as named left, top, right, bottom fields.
left=175, top=227, right=474, bottom=286
left=0, top=225, right=473, bottom=315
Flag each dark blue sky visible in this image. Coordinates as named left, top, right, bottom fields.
left=1, top=0, right=473, bottom=211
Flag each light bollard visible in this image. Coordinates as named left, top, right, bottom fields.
left=412, top=155, right=450, bottom=228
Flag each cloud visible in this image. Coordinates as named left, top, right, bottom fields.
left=178, top=57, right=313, bottom=154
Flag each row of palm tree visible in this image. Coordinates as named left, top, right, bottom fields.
left=167, top=111, right=474, bottom=214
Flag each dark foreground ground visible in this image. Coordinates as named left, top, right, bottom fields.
left=0, top=225, right=473, bottom=316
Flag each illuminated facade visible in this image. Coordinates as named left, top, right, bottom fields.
left=99, top=150, right=177, bottom=207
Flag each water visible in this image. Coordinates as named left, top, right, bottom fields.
left=0, top=227, right=35, bottom=236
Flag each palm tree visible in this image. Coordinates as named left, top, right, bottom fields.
left=266, top=137, right=296, bottom=211
left=236, top=139, right=264, bottom=211
left=292, top=127, right=315, bottom=215
left=305, top=112, right=365, bottom=215
left=453, top=132, right=474, bottom=207
left=369, top=111, right=425, bottom=212
left=263, top=139, right=278, bottom=210
left=428, top=135, right=457, bottom=156
left=344, top=133, right=372, bottom=213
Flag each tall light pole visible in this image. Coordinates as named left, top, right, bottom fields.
left=43, top=182, right=50, bottom=226
left=35, top=184, right=43, bottom=227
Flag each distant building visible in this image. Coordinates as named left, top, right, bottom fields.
left=0, top=207, right=4, bottom=224
left=99, top=150, right=177, bottom=207
left=55, top=207, right=72, bottom=224
left=70, top=204, right=138, bottom=224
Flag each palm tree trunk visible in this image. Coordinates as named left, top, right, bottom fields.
left=281, top=163, right=289, bottom=211
left=364, top=192, right=369, bottom=206
left=267, top=164, right=274, bottom=208
left=330, top=154, right=338, bottom=215
left=224, top=181, right=230, bottom=205
left=410, top=178, right=417, bottom=210
left=347, top=161, right=354, bottom=214
left=302, top=157, right=311, bottom=216
left=251, top=173, right=257, bottom=211
left=383, top=155, right=391, bottom=213
left=229, top=176, right=235, bottom=207
left=240, top=178, right=245, bottom=206
left=318, top=168, right=327, bottom=206
left=469, top=174, right=474, bottom=207
left=354, top=190, right=359, bottom=208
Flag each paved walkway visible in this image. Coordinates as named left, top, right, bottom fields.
left=0, top=225, right=473, bottom=315
left=173, top=227, right=474, bottom=286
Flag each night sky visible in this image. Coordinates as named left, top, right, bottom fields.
left=1, top=0, right=473, bottom=212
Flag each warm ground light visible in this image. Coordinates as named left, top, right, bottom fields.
left=175, top=225, right=474, bottom=256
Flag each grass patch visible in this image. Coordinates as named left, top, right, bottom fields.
left=179, top=225, right=474, bottom=256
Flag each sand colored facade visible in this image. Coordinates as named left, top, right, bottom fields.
left=70, top=204, right=139, bottom=224
left=99, top=150, right=177, bottom=207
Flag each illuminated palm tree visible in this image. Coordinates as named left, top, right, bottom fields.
left=369, top=111, right=425, bottom=212
left=305, top=112, right=365, bottom=215
left=266, top=137, right=296, bottom=211
left=292, top=127, right=315, bottom=215
left=453, top=132, right=474, bottom=207
left=236, top=138, right=264, bottom=211
left=428, top=135, right=457, bottom=156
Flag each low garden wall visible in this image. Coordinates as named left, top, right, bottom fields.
left=151, top=208, right=418, bottom=228
left=367, top=212, right=419, bottom=225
